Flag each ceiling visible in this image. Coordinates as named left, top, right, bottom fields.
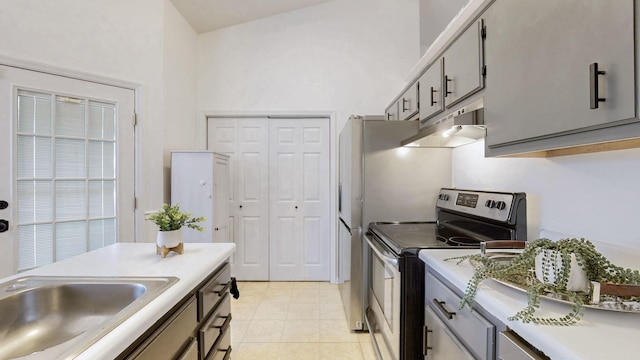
left=170, top=0, right=335, bottom=34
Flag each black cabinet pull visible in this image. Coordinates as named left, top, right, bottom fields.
left=433, top=298, right=456, bottom=319
left=387, top=112, right=392, bottom=120
left=402, top=98, right=409, bottom=112
left=590, top=62, right=606, bottom=109
left=0, top=200, right=8, bottom=210
left=423, top=325, right=433, bottom=355
left=0, top=220, right=8, bottom=233
left=430, top=86, right=438, bottom=106
left=444, top=75, right=452, bottom=97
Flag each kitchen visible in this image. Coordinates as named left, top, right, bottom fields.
left=1, top=0, right=640, bottom=359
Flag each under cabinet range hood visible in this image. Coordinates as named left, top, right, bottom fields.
left=402, top=98, right=485, bottom=148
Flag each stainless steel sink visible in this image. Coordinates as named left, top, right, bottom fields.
left=0, top=276, right=178, bottom=360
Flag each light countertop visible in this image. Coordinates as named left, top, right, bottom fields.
left=420, top=249, right=640, bottom=360
left=4, top=243, right=235, bottom=360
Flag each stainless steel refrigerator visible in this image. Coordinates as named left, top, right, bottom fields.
left=338, top=115, right=452, bottom=331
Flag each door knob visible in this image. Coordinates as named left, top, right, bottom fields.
left=0, top=201, right=7, bottom=210
left=0, top=220, right=8, bottom=233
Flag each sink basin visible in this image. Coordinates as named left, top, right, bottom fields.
left=0, top=276, right=178, bottom=360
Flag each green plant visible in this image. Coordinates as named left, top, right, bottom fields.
left=149, top=203, right=205, bottom=232
left=447, top=238, right=640, bottom=326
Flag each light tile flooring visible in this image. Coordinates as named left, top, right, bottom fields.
left=231, top=281, right=377, bottom=360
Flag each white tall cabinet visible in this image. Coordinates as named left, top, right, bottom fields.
left=170, top=151, right=230, bottom=244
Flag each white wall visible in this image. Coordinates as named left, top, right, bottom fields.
left=0, top=0, right=199, bottom=243
left=163, top=0, right=199, bottom=200
left=453, top=140, right=640, bottom=249
left=196, top=0, right=420, bottom=131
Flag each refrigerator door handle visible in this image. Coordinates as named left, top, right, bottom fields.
left=338, top=183, right=342, bottom=214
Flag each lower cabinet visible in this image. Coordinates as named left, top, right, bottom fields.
left=120, top=261, right=232, bottom=360
left=424, top=271, right=494, bottom=360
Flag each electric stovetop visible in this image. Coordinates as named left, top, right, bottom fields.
left=367, top=221, right=509, bottom=255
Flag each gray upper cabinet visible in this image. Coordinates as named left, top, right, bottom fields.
left=483, top=0, right=637, bottom=153
left=442, top=19, right=485, bottom=109
left=400, top=82, right=420, bottom=120
left=385, top=100, right=399, bottom=121
left=385, top=81, right=419, bottom=121
left=419, top=58, right=444, bottom=121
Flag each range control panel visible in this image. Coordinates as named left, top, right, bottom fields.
left=436, top=188, right=516, bottom=222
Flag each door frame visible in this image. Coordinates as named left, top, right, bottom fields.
left=0, top=54, right=146, bottom=245
left=200, top=111, right=339, bottom=283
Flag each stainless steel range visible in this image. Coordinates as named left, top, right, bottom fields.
left=365, top=188, right=527, bottom=360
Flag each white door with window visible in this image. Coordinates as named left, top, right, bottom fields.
left=269, top=119, right=330, bottom=281
left=208, top=117, right=330, bottom=281
left=0, top=65, right=135, bottom=277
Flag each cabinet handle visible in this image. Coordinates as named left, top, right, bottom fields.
left=423, top=325, right=433, bottom=355
left=444, top=75, right=452, bottom=97
left=433, top=298, right=456, bottom=319
left=402, top=98, right=409, bottom=112
left=210, top=281, right=231, bottom=295
left=430, top=86, right=438, bottom=106
left=220, top=346, right=232, bottom=360
left=590, top=62, right=606, bottom=109
left=211, top=313, right=232, bottom=334
left=239, top=205, right=243, bottom=209
left=387, top=112, right=392, bottom=120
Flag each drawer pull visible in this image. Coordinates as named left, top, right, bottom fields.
left=210, top=281, right=231, bottom=295
left=211, top=313, right=232, bottom=334
left=221, top=345, right=232, bottom=360
left=423, top=325, right=433, bottom=355
left=433, top=298, right=456, bottom=320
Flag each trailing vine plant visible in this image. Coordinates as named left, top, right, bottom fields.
left=446, top=238, right=640, bottom=326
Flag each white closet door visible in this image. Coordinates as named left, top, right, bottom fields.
left=269, top=118, right=330, bottom=281
left=208, top=118, right=270, bottom=280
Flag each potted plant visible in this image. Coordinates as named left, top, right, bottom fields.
left=448, top=238, right=640, bottom=325
left=149, top=203, right=205, bottom=249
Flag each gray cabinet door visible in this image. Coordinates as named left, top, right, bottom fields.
left=385, top=101, right=399, bottom=121
left=484, top=0, right=635, bottom=148
left=400, top=81, right=419, bottom=120
left=419, top=58, right=444, bottom=122
left=443, top=19, right=485, bottom=108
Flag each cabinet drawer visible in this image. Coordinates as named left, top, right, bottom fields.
left=177, top=337, right=199, bottom=360
left=129, top=297, right=197, bottom=360
left=207, top=329, right=231, bottom=360
left=198, top=262, right=231, bottom=321
left=425, top=272, right=494, bottom=360
left=199, top=293, right=231, bottom=359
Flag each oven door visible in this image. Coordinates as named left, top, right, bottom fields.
left=366, top=235, right=401, bottom=360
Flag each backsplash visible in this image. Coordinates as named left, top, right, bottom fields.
left=452, top=140, right=640, bottom=249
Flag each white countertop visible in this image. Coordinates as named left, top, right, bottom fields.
left=420, top=249, right=640, bottom=360
left=5, top=243, right=235, bottom=360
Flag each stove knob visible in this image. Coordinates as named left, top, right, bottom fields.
left=496, top=201, right=506, bottom=210
left=485, top=200, right=496, bottom=208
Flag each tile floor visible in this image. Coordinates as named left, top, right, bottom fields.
left=231, top=281, right=377, bottom=360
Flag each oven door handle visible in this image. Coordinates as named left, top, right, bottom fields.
left=366, top=236, right=399, bottom=269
